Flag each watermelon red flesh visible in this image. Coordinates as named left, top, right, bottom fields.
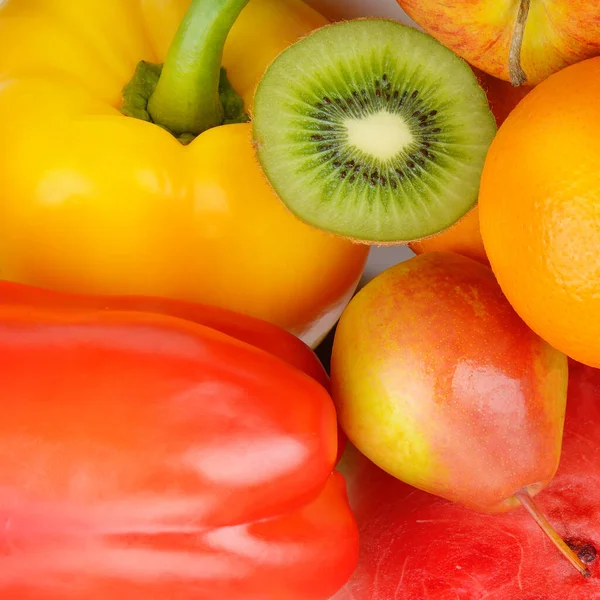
left=334, top=360, right=600, bottom=599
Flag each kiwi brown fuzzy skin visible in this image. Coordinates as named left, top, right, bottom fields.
left=251, top=18, right=497, bottom=245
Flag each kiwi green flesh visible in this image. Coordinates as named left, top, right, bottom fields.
left=252, top=19, right=497, bottom=244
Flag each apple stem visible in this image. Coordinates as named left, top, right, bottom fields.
left=515, top=488, right=591, bottom=578
left=508, top=0, right=530, bottom=86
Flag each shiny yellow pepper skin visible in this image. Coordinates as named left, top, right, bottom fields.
left=0, top=0, right=369, bottom=345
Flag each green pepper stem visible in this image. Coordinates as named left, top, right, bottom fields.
left=148, top=0, right=249, bottom=136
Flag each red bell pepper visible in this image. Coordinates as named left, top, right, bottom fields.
left=0, top=281, right=330, bottom=387
left=0, top=282, right=359, bottom=599
left=0, top=281, right=347, bottom=462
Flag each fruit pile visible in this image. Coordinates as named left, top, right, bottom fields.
left=0, top=0, right=599, bottom=599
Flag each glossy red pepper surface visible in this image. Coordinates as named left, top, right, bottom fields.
left=0, top=282, right=358, bottom=599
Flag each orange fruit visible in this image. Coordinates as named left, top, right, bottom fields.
left=409, top=207, right=488, bottom=264
left=410, top=69, right=531, bottom=264
left=479, top=57, right=600, bottom=368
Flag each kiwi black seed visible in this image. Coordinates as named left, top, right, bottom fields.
left=251, top=19, right=497, bottom=243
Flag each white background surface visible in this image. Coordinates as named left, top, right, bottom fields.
left=303, top=0, right=420, bottom=283
left=305, top=0, right=415, bottom=21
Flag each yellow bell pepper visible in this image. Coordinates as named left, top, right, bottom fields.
left=0, top=0, right=368, bottom=346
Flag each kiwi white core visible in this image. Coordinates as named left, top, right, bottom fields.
left=344, top=110, right=414, bottom=161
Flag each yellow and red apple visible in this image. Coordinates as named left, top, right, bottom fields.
left=397, top=0, right=600, bottom=86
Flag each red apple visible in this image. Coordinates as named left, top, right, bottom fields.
left=333, top=360, right=600, bottom=599
left=397, top=0, right=600, bottom=86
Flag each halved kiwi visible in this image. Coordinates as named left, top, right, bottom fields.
left=252, top=19, right=497, bottom=243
